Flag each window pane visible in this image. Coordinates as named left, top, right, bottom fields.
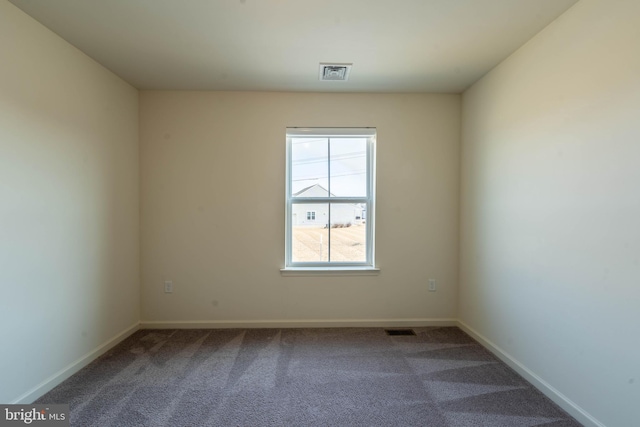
left=286, top=128, right=374, bottom=268
left=329, top=138, right=367, bottom=197
left=329, top=203, right=366, bottom=262
left=292, top=203, right=328, bottom=262
left=291, top=138, right=328, bottom=197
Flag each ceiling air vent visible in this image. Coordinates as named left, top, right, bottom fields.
left=319, top=63, right=352, bottom=81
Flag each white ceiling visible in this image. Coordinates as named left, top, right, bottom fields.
left=9, top=0, right=578, bottom=93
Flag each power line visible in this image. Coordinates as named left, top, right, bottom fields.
left=292, top=170, right=366, bottom=182
left=292, top=152, right=365, bottom=165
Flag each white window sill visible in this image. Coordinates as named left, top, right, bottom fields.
left=280, top=267, right=380, bottom=277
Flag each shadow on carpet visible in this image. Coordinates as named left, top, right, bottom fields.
left=36, top=327, right=582, bottom=426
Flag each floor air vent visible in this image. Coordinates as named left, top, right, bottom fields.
left=384, top=329, right=416, bottom=336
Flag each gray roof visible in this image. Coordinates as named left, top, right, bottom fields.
left=292, top=183, right=337, bottom=197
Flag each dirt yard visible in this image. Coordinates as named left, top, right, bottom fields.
left=292, top=225, right=366, bottom=262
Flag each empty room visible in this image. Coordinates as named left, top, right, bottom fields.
left=1, top=0, right=638, bottom=426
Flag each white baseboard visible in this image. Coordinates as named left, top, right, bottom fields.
left=140, top=318, right=458, bottom=329
left=12, top=322, right=140, bottom=404
left=456, top=320, right=605, bottom=427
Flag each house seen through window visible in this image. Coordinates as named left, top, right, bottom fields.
left=285, top=128, right=376, bottom=267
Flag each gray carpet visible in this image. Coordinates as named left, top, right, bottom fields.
left=36, top=327, right=582, bottom=426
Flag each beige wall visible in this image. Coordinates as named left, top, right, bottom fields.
left=0, top=1, right=140, bottom=403
left=460, top=1, right=640, bottom=426
left=140, top=92, right=460, bottom=325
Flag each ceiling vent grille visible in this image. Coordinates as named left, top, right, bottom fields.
left=319, top=63, right=352, bottom=81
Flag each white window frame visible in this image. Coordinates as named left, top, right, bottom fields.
left=284, top=127, right=376, bottom=270
left=306, top=211, right=316, bottom=221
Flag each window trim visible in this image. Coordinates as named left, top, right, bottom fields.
left=284, top=127, right=376, bottom=269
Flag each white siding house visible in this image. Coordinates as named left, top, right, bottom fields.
left=292, top=184, right=364, bottom=227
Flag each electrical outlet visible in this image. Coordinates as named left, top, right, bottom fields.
left=428, top=279, right=436, bottom=292
left=164, top=280, right=173, bottom=293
